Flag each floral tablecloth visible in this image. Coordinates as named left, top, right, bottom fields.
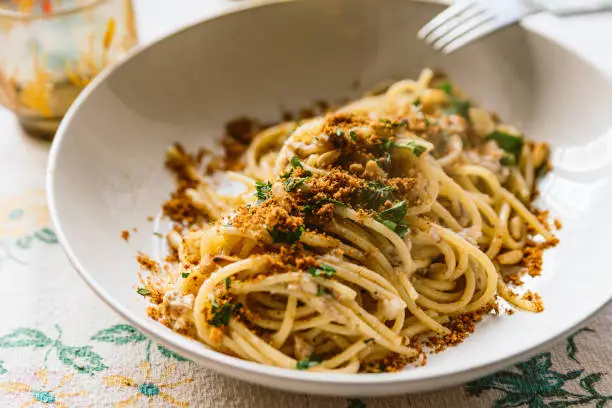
left=0, top=1, right=611, bottom=407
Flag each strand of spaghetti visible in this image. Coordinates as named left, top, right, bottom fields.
left=496, top=273, right=543, bottom=312
left=416, top=268, right=476, bottom=313
left=193, top=257, right=269, bottom=344
left=433, top=166, right=483, bottom=230
left=318, top=339, right=369, bottom=369
left=335, top=206, right=414, bottom=281
left=455, top=164, right=502, bottom=199
left=500, top=188, right=553, bottom=240
left=271, top=295, right=298, bottom=348
left=431, top=201, right=462, bottom=231
left=229, top=320, right=296, bottom=368
left=429, top=224, right=498, bottom=313
left=412, top=281, right=463, bottom=302
left=230, top=329, right=275, bottom=365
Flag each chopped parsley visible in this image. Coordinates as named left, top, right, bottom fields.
left=375, top=151, right=392, bottom=171
left=268, top=225, right=305, bottom=244
left=225, top=277, right=231, bottom=289
left=536, top=164, right=549, bottom=178
left=349, top=130, right=358, bottom=141
left=500, top=153, right=516, bottom=166
left=412, top=98, right=421, bottom=107
left=284, top=176, right=310, bottom=192
left=375, top=201, right=409, bottom=238
left=296, top=354, right=322, bottom=370
left=290, top=156, right=312, bottom=176
left=254, top=181, right=272, bottom=203
left=360, top=181, right=396, bottom=210
left=335, top=129, right=345, bottom=138
left=437, top=82, right=453, bottom=95
left=386, top=140, right=427, bottom=157
left=316, top=286, right=329, bottom=297
left=181, top=272, right=190, bottom=279
left=136, top=288, right=150, bottom=297
left=308, top=263, right=336, bottom=279
left=208, top=301, right=234, bottom=327
left=153, top=232, right=163, bottom=238
left=379, top=118, right=408, bottom=129
left=486, top=130, right=524, bottom=163
left=445, top=98, right=470, bottom=119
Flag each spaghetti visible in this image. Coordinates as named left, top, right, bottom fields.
left=138, top=69, right=558, bottom=373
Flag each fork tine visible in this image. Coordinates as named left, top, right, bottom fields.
left=432, top=12, right=495, bottom=51
left=417, top=0, right=477, bottom=40
left=423, top=4, right=486, bottom=45
left=440, top=20, right=502, bottom=54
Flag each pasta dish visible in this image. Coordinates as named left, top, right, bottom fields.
left=135, top=69, right=558, bottom=373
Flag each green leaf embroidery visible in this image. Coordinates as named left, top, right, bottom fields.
left=566, top=327, right=595, bottom=363
left=15, top=236, right=32, bottom=249
left=157, top=344, right=189, bottom=362
left=0, top=361, right=7, bottom=375
left=580, top=373, right=602, bottom=394
left=90, top=324, right=147, bottom=344
left=34, top=228, right=58, bottom=244
left=0, top=328, right=53, bottom=348
left=56, top=345, right=107, bottom=375
left=347, top=399, right=367, bottom=408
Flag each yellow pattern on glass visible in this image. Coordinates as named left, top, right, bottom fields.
left=20, top=47, right=53, bottom=117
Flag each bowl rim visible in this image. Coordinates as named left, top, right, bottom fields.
left=47, top=0, right=612, bottom=390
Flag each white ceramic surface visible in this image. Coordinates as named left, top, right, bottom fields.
left=47, top=0, right=612, bottom=397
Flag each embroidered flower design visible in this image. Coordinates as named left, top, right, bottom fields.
left=0, top=368, right=88, bottom=407
left=104, top=361, right=192, bottom=407
left=0, top=190, right=49, bottom=239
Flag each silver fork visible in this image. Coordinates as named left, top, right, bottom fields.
left=418, top=0, right=542, bottom=54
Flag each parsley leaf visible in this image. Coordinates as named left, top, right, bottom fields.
left=284, top=176, right=310, bottom=192
left=387, top=140, right=427, bottom=157
left=181, top=272, right=190, bottom=279
left=136, top=288, right=150, bottom=297
left=290, top=156, right=312, bottom=176
left=209, top=301, right=234, bottom=327
left=307, top=263, right=336, bottom=279
left=254, top=181, right=272, bottom=203
left=316, top=286, right=329, bottom=297
left=412, top=98, right=421, bottom=107
left=268, top=225, right=305, bottom=244
left=360, top=181, right=395, bottom=210
left=500, top=153, right=516, bottom=166
left=437, top=82, right=453, bottom=95
left=296, top=354, right=323, bottom=370
left=486, top=131, right=524, bottom=163
left=379, top=118, right=408, bottom=129
left=376, top=201, right=409, bottom=238
left=349, top=130, right=358, bottom=141
left=225, top=277, right=231, bottom=289
left=445, top=98, right=470, bottom=119
left=536, top=164, right=549, bottom=178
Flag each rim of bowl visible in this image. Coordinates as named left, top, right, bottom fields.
left=47, top=0, right=612, bottom=389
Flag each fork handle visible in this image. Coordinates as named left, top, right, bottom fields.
left=534, top=0, right=612, bottom=15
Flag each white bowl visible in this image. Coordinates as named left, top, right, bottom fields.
left=47, top=0, right=612, bottom=397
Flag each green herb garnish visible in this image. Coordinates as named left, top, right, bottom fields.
left=284, top=176, right=310, bottom=192
left=296, top=354, right=323, bottom=370
left=268, top=225, right=305, bottom=244
left=136, top=288, right=150, bottom=297
left=349, top=130, right=358, bottom=141
left=316, top=286, right=328, bottom=297
left=500, top=153, right=516, bottom=166
left=254, top=181, right=272, bottom=203
left=225, top=277, right=231, bottom=289
left=386, top=140, right=427, bottom=157
left=376, top=201, right=409, bottom=238
left=307, top=263, right=336, bottom=279
left=486, top=130, right=524, bottom=163
left=445, top=98, right=470, bottom=119
left=413, top=98, right=421, bottom=107
left=437, top=82, right=453, bottom=95
left=360, top=181, right=395, bottom=210
left=209, top=301, right=234, bottom=327
left=153, top=232, right=163, bottom=238
left=379, top=118, right=408, bottom=129
left=181, top=272, right=190, bottom=279
left=536, top=164, right=549, bottom=178
left=290, top=156, right=312, bottom=175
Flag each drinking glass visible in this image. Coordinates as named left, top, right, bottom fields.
left=0, top=0, right=138, bottom=139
